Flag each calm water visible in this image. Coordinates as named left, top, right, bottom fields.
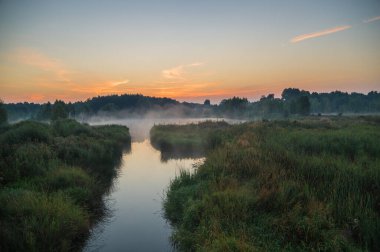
left=84, top=118, right=239, bottom=252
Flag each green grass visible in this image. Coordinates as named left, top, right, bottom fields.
left=150, top=121, right=230, bottom=161
left=0, top=119, right=131, bottom=251
left=163, top=117, right=380, bottom=251
left=0, top=189, right=89, bottom=252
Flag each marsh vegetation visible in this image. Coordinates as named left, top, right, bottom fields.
left=1, top=106, right=379, bottom=251
left=163, top=117, right=380, bottom=251
left=0, top=119, right=131, bottom=252
left=150, top=121, right=230, bottom=161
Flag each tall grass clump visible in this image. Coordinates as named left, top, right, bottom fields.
left=0, top=189, right=89, bottom=252
left=163, top=117, right=380, bottom=251
left=0, top=119, right=131, bottom=251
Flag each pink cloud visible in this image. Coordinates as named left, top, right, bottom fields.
left=291, top=25, right=351, bottom=43
left=363, top=16, right=380, bottom=23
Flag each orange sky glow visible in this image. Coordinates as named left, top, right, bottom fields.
left=0, top=1, right=379, bottom=103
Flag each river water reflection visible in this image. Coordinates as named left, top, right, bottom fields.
left=84, top=118, right=243, bottom=251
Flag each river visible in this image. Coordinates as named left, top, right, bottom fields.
left=83, top=118, right=241, bottom=252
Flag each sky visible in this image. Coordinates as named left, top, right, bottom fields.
left=0, top=0, right=379, bottom=103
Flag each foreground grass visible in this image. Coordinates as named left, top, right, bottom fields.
left=163, top=116, right=380, bottom=251
left=150, top=121, right=230, bottom=161
left=0, top=119, right=131, bottom=252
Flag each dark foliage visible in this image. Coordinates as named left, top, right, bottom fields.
left=4, top=89, right=380, bottom=121
left=0, top=119, right=131, bottom=251
left=51, top=100, right=68, bottom=120
left=0, top=100, right=7, bottom=125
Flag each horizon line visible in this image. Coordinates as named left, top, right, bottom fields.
left=2, top=88, right=379, bottom=105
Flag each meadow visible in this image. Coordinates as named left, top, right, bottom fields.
left=0, top=119, right=131, bottom=252
left=163, top=116, right=380, bottom=251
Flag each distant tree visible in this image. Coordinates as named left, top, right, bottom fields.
left=66, top=102, right=75, bottom=117
left=282, top=88, right=310, bottom=101
left=282, top=88, right=301, bottom=101
left=0, top=99, right=7, bottom=124
left=51, top=100, right=68, bottom=120
left=36, top=102, right=52, bottom=120
left=266, top=94, right=275, bottom=100
left=83, top=94, right=179, bottom=112
left=100, top=103, right=119, bottom=112
left=289, top=96, right=310, bottom=115
left=204, top=99, right=211, bottom=106
left=4, top=102, right=41, bottom=121
left=259, top=94, right=275, bottom=102
left=220, top=97, right=248, bottom=109
left=256, top=94, right=284, bottom=116
left=74, top=103, right=92, bottom=115
left=298, top=96, right=311, bottom=115
left=219, top=97, right=249, bottom=117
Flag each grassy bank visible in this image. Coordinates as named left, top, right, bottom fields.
left=163, top=117, right=380, bottom=251
left=0, top=119, right=131, bottom=252
left=150, top=121, right=230, bottom=161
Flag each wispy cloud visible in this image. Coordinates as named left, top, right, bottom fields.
left=162, top=62, right=205, bottom=80
left=162, top=65, right=185, bottom=79
left=110, top=79, right=129, bottom=87
left=363, top=16, right=380, bottom=23
left=8, top=47, right=135, bottom=100
left=187, top=62, right=205, bottom=67
left=11, top=47, right=69, bottom=81
left=290, top=25, right=351, bottom=43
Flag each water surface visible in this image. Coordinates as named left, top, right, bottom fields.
left=84, top=118, right=232, bottom=251
left=85, top=140, right=202, bottom=251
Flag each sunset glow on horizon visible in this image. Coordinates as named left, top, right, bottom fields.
left=1, top=0, right=379, bottom=104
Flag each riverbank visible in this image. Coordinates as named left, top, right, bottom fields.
left=150, top=121, right=230, bottom=161
left=0, top=119, right=131, bottom=252
left=163, top=116, right=380, bottom=251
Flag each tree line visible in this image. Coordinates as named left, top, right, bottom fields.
left=217, top=88, right=380, bottom=118
left=2, top=88, right=380, bottom=122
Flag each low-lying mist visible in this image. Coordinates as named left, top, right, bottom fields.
left=87, top=116, right=243, bottom=143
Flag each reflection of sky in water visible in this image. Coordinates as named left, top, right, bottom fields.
left=84, top=119, right=213, bottom=252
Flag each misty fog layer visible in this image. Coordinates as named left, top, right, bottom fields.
left=88, top=117, right=244, bottom=142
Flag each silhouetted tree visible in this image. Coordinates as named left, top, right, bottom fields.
left=282, top=88, right=310, bottom=101
left=3, top=89, right=380, bottom=121
left=220, top=97, right=248, bottom=109
left=204, top=99, right=211, bottom=106
left=0, top=99, right=7, bottom=124
left=288, top=96, right=310, bottom=115
left=36, top=102, right=52, bottom=120
left=51, top=100, right=68, bottom=120
left=266, top=94, right=275, bottom=100
left=298, top=96, right=310, bottom=115
left=100, top=103, right=119, bottom=112
left=219, top=97, right=249, bottom=116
